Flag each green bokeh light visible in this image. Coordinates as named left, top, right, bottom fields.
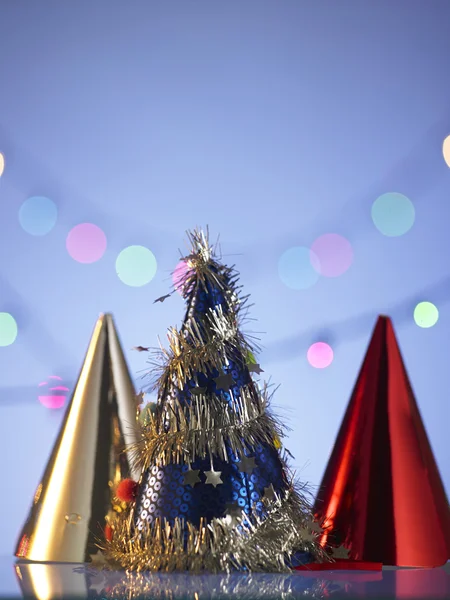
left=116, top=245, right=157, bottom=287
left=414, top=302, right=439, bottom=328
left=371, top=192, right=415, bottom=237
left=0, top=312, right=18, bottom=346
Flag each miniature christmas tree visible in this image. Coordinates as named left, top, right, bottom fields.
left=105, top=229, right=329, bottom=572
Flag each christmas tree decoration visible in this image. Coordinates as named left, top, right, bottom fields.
left=116, top=479, right=140, bottom=503
left=314, top=315, right=450, bottom=567
left=104, top=229, right=330, bottom=573
left=15, top=314, right=141, bottom=564
left=104, top=524, right=114, bottom=542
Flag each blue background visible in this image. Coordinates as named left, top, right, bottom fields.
left=1, top=1, right=449, bottom=585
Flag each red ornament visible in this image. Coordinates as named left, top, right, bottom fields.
left=104, top=524, right=113, bottom=542
left=314, top=315, right=450, bottom=567
left=116, top=479, right=139, bottom=503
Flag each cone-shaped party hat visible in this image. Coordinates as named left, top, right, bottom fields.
left=133, top=231, right=288, bottom=534
left=15, top=313, right=141, bottom=563
left=106, top=229, right=328, bottom=572
left=314, top=315, right=450, bottom=567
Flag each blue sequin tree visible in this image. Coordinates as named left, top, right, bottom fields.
left=110, top=229, right=327, bottom=572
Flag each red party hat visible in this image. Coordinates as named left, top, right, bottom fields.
left=314, top=315, right=450, bottom=567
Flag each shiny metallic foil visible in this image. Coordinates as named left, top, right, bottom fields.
left=105, top=229, right=331, bottom=572
left=15, top=314, right=141, bottom=564
left=314, top=315, right=450, bottom=568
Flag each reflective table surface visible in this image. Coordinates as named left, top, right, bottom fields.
left=0, top=557, right=449, bottom=599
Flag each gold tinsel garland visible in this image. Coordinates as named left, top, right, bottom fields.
left=130, top=384, right=286, bottom=471
left=148, top=305, right=259, bottom=398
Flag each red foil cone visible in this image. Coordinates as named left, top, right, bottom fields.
left=314, top=315, right=450, bottom=567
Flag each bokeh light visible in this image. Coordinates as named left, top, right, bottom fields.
left=172, top=260, right=194, bottom=294
left=0, top=153, right=4, bottom=177
left=66, top=223, right=107, bottom=263
left=307, top=342, right=334, bottom=369
left=19, top=196, right=57, bottom=236
left=310, top=233, right=354, bottom=277
left=414, top=301, right=439, bottom=328
left=278, top=247, right=320, bottom=290
left=116, top=245, right=157, bottom=287
left=443, top=135, right=450, bottom=168
left=371, top=192, right=415, bottom=237
left=38, top=375, right=70, bottom=409
left=0, top=312, right=18, bottom=346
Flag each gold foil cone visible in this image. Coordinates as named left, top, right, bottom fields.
left=15, top=313, right=141, bottom=564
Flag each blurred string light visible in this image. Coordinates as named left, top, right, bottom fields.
left=0, top=312, right=18, bottom=346
left=310, top=233, right=354, bottom=277
left=307, top=342, right=334, bottom=368
left=116, top=245, right=157, bottom=287
left=414, top=301, right=439, bottom=328
left=19, top=196, right=57, bottom=236
left=0, top=152, right=4, bottom=177
left=278, top=246, right=320, bottom=290
left=443, top=135, right=450, bottom=168
left=66, top=223, right=107, bottom=263
left=38, top=375, right=70, bottom=409
left=371, top=192, right=415, bottom=237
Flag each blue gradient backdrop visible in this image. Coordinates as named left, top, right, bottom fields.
left=1, top=0, right=450, bottom=579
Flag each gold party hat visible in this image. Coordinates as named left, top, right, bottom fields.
left=15, top=313, right=141, bottom=563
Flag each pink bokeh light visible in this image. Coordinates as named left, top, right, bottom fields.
left=172, top=260, right=192, bottom=295
left=307, top=342, right=334, bottom=369
left=38, top=377, right=70, bottom=409
left=66, top=223, right=107, bottom=264
left=310, top=233, right=354, bottom=278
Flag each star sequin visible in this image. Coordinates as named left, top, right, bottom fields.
left=89, top=550, right=107, bottom=567
left=273, top=435, right=282, bottom=450
left=300, top=529, right=316, bottom=543
left=213, top=373, right=234, bottom=392
left=331, top=545, right=350, bottom=559
left=263, top=484, right=276, bottom=501
left=224, top=502, right=243, bottom=518
left=248, top=363, right=264, bottom=375
left=153, top=293, right=171, bottom=304
left=190, top=386, right=207, bottom=396
left=224, top=502, right=243, bottom=525
left=204, top=470, right=223, bottom=487
left=182, top=469, right=201, bottom=487
left=304, top=515, right=323, bottom=534
left=238, top=455, right=257, bottom=474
